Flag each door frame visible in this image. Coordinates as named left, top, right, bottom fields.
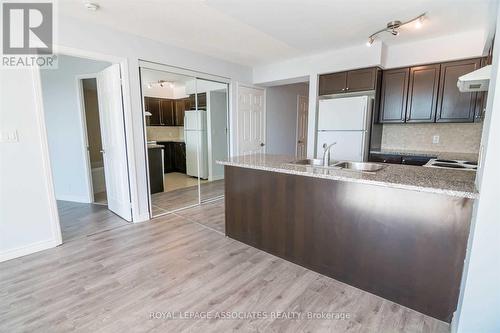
left=75, top=73, right=99, bottom=203
left=236, top=83, right=266, bottom=155
left=33, top=44, right=135, bottom=244
left=295, top=94, right=309, bottom=158
left=137, top=60, right=232, bottom=218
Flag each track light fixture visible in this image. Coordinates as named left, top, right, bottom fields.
left=366, top=13, right=426, bottom=47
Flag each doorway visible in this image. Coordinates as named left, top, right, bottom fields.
left=296, top=95, right=309, bottom=158
left=139, top=62, right=230, bottom=218
left=40, top=54, right=132, bottom=241
left=80, top=77, right=107, bottom=205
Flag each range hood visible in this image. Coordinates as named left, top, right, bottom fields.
left=457, top=65, right=491, bottom=92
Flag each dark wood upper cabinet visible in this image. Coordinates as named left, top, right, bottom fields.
left=379, top=68, right=409, bottom=123
left=174, top=100, right=185, bottom=126
left=188, top=93, right=207, bottom=110
left=346, top=68, right=379, bottom=92
left=145, top=97, right=161, bottom=126
left=436, top=58, right=481, bottom=123
left=319, top=72, right=347, bottom=95
left=319, top=68, right=379, bottom=95
left=406, top=64, right=440, bottom=123
left=160, top=99, right=175, bottom=126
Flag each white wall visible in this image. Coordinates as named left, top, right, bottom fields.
left=56, top=16, right=253, bottom=222
left=453, top=5, right=500, bottom=332
left=0, top=69, right=62, bottom=262
left=41, top=55, right=111, bottom=203
left=382, top=30, right=487, bottom=69
left=265, top=83, right=309, bottom=155
left=253, top=29, right=486, bottom=158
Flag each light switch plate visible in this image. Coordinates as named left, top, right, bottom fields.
left=432, top=135, right=440, bottom=144
left=0, top=130, right=19, bottom=143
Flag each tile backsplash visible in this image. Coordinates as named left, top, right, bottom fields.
left=381, top=123, right=483, bottom=153
left=146, top=126, right=184, bottom=141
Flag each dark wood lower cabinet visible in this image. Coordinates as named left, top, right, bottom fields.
left=147, top=147, right=164, bottom=194
left=173, top=142, right=186, bottom=173
left=224, top=166, right=473, bottom=323
left=158, top=141, right=186, bottom=174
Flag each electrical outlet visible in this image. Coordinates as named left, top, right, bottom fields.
left=432, top=135, right=440, bottom=144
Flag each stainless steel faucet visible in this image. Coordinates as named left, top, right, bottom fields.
left=322, top=142, right=337, bottom=166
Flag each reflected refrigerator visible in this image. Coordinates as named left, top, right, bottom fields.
left=184, top=110, right=208, bottom=179
left=316, top=96, right=372, bottom=163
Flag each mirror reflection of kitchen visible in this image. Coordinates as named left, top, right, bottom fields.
left=141, top=68, right=228, bottom=217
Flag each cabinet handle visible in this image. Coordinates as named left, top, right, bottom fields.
left=346, top=87, right=350, bottom=91
left=342, top=88, right=345, bottom=91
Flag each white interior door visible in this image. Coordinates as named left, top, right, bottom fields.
left=296, top=95, right=308, bottom=158
left=237, top=85, right=265, bottom=155
left=97, top=64, right=132, bottom=221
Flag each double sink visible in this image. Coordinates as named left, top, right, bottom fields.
left=288, top=159, right=385, bottom=172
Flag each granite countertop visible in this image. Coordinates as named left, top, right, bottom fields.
left=147, top=144, right=164, bottom=149
left=156, top=139, right=185, bottom=143
left=217, top=154, right=478, bottom=199
left=370, top=149, right=479, bottom=162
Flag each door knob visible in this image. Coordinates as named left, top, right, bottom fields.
left=298, top=140, right=303, bottom=143
left=100, top=150, right=105, bottom=154
left=260, top=143, right=265, bottom=147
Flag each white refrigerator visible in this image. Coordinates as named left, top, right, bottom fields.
left=184, top=110, right=208, bottom=179
left=316, top=96, right=372, bottom=163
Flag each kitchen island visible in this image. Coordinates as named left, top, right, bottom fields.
left=218, top=154, right=477, bottom=323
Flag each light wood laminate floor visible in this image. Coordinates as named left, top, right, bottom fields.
left=0, top=200, right=449, bottom=333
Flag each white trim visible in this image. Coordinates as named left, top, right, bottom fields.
left=0, top=238, right=61, bottom=263
left=31, top=68, right=63, bottom=248
left=75, top=73, right=99, bottom=203
left=138, top=60, right=231, bottom=84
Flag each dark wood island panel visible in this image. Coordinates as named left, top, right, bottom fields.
left=224, top=165, right=473, bottom=323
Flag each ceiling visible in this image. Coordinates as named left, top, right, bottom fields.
left=59, top=0, right=491, bottom=66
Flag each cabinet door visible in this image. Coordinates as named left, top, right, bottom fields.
left=146, top=97, right=162, bottom=126
left=197, top=93, right=207, bottom=110
left=406, top=64, right=440, bottom=123
left=319, top=72, right=347, bottom=95
left=346, top=68, right=378, bottom=92
left=184, top=97, right=191, bottom=111
left=160, top=99, right=175, bottom=126
left=369, top=153, right=402, bottom=164
left=160, top=142, right=175, bottom=173
left=436, top=58, right=481, bottom=123
left=188, top=94, right=196, bottom=109
left=174, top=100, right=185, bottom=126
left=174, top=143, right=186, bottom=173
left=379, top=68, right=410, bottom=123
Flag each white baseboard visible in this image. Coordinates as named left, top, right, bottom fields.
left=56, top=193, right=91, bottom=203
left=0, top=238, right=60, bottom=263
